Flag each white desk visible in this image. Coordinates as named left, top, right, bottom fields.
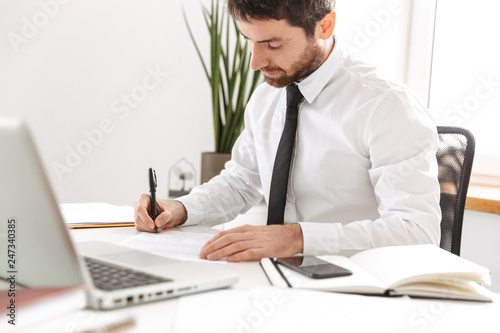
left=59, top=225, right=500, bottom=333
left=65, top=225, right=270, bottom=332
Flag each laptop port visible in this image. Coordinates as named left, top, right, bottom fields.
left=138, top=294, right=144, bottom=300
left=114, top=299, right=122, bottom=304
left=156, top=291, right=163, bottom=297
left=166, top=290, right=173, bottom=294
left=127, top=296, right=134, bottom=304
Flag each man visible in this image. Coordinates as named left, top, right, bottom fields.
left=134, top=0, right=441, bottom=262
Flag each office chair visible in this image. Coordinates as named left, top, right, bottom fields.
left=436, top=126, right=475, bottom=256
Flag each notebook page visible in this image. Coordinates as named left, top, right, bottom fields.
left=349, top=244, right=491, bottom=289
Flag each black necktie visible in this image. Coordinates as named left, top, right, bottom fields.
left=267, top=84, right=304, bottom=225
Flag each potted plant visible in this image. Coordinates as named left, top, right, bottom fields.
left=183, top=0, right=262, bottom=183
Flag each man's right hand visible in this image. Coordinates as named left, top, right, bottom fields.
left=133, top=194, right=187, bottom=233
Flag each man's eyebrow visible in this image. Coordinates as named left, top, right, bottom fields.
left=240, top=32, right=289, bottom=44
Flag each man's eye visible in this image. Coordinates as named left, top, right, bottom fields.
left=268, top=43, right=282, bottom=50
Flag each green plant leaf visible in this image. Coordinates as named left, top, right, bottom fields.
left=184, top=0, right=262, bottom=154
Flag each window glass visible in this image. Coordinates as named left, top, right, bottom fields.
left=430, top=0, right=500, bottom=177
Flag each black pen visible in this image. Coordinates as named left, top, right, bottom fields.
left=149, top=168, right=158, bottom=233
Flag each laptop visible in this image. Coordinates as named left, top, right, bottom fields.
left=0, top=118, right=238, bottom=309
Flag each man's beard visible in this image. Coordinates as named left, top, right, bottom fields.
left=262, top=41, right=324, bottom=88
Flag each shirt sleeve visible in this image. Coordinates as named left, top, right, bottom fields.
left=299, top=88, right=441, bottom=256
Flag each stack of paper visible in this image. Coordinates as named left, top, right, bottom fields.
left=60, top=202, right=134, bottom=228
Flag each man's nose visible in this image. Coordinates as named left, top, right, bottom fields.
left=249, top=43, right=268, bottom=71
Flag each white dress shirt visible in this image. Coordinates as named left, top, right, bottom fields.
left=178, top=39, right=441, bottom=256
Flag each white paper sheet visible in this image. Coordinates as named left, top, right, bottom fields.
left=60, top=202, right=134, bottom=225
left=119, top=230, right=225, bottom=264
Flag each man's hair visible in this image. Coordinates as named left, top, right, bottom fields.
left=227, top=0, right=336, bottom=37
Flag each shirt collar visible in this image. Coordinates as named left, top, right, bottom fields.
left=297, top=36, right=344, bottom=104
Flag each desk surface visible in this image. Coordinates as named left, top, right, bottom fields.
left=59, top=225, right=500, bottom=333
left=66, top=225, right=273, bottom=332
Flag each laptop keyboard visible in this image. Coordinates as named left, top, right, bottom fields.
left=84, top=257, right=172, bottom=291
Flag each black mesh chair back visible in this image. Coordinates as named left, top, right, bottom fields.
left=436, top=126, right=475, bottom=256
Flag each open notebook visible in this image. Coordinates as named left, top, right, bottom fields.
left=261, top=244, right=492, bottom=302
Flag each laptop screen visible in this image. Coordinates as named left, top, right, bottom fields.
left=0, top=118, right=85, bottom=288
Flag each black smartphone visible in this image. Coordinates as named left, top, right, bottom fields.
left=276, top=256, right=352, bottom=279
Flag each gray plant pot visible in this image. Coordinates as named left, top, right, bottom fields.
left=200, top=152, right=231, bottom=184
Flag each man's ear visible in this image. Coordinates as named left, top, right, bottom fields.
left=319, top=11, right=336, bottom=40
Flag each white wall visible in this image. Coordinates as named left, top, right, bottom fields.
left=335, top=0, right=412, bottom=84
left=0, top=0, right=214, bottom=205
left=0, top=0, right=414, bottom=206
left=462, top=210, right=500, bottom=293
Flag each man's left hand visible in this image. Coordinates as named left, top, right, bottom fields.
left=199, top=224, right=304, bottom=262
